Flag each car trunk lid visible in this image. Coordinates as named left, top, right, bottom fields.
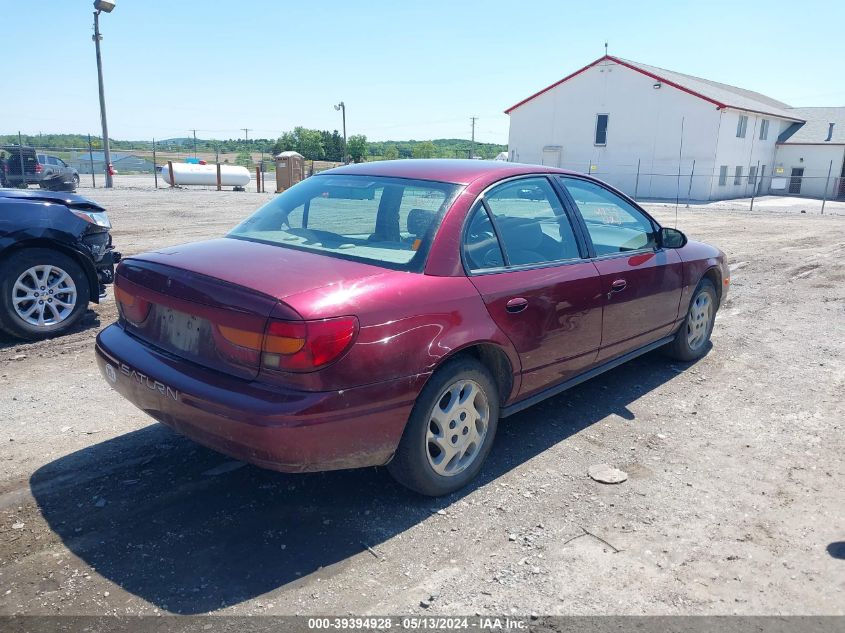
left=114, top=238, right=386, bottom=380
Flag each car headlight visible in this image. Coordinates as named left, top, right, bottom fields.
left=72, top=210, right=111, bottom=228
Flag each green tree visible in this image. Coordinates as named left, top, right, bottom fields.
left=412, top=141, right=436, bottom=159
left=293, top=127, right=324, bottom=160
left=383, top=144, right=399, bottom=160
left=347, top=134, right=368, bottom=163
left=235, top=151, right=253, bottom=167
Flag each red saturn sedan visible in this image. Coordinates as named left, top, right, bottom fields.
left=96, top=160, right=728, bottom=496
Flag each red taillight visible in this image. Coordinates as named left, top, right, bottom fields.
left=262, top=316, right=358, bottom=372
left=114, top=284, right=151, bottom=324
left=35, top=163, right=43, bottom=173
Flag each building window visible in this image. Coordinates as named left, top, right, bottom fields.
left=736, top=115, right=748, bottom=138
left=595, top=114, right=609, bottom=145
left=718, top=166, right=728, bottom=186
left=749, top=165, right=758, bottom=186
left=759, top=119, right=769, bottom=141
left=734, top=166, right=743, bottom=185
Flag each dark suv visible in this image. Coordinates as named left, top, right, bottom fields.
left=0, top=146, right=41, bottom=187
left=0, top=189, right=119, bottom=340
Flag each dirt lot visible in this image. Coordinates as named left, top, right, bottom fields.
left=0, top=178, right=843, bottom=616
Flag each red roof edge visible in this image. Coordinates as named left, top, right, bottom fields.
left=504, top=55, right=729, bottom=115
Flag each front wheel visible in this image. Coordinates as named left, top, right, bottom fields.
left=666, top=278, right=717, bottom=361
left=388, top=357, right=499, bottom=496
left=0, top=249, right=90, bottom=340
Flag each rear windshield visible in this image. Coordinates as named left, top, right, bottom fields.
left=228, top=174, right=460, bottom=271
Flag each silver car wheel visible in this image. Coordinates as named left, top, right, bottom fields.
left=12, top=265, right=78, bottom=327
left=425, top=379, right=490, bottom=477
left=686, top=292, right=712, bottom=351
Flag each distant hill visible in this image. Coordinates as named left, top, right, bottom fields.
left=1, top=133, right=506, bottom=161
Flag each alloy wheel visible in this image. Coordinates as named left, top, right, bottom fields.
left=12, top=265, right=78, bottom=327
left=425, top=379, right=490, bottom=477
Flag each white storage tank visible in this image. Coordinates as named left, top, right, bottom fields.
left=161, top=163, right=251, bottom=187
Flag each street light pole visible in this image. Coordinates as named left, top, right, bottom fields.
left=334, top=102, right=347, bottom=164
left=92, top=5, right=114, bottom=188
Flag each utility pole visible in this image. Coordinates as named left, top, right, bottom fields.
left=92, top=5, right=114, bottom=188
left=242, top=128, right=252, bottom=142
left=334, top=102, right=347, bottom=163
left=190, top=129, right=197, bottom=158
left=470, top=116, right=478, bottom=159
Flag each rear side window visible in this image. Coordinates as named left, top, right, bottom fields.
left=463, top=204, right=505, bottom=272
left=559, top=177, right=656, bottom=256
left=229, top=175, right=460, bottom=271
left=463, top=177, right=580, bottom=271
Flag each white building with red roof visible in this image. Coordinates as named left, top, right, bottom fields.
left=506, top=55, right=844, bottom=201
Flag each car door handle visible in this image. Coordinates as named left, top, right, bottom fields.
left=506, top=297, right=529, bottom=313
left=607, top=279, right=627, bottom=299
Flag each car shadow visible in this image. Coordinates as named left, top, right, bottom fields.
left=0, top=309, right=101, bottom=350
left=30, top=349, right=699, bottom=614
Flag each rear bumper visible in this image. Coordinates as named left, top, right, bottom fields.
left=95, top=324, right=428, bottom=472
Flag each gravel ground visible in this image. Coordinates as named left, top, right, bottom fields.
left=0, top=178, right=843, bottom=616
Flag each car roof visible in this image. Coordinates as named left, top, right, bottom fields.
left=322, top=159, right=578, bottom=186
left=0, top=188, right=104, bottom=210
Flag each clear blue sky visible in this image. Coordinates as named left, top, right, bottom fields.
left=2, top=0, right=843, bottom=144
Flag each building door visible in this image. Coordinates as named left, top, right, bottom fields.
left=542, top=147, right=561, bottom=168
left=789, top=168, right=804, bottom=195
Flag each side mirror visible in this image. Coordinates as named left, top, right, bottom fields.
left=660, top=227, right=687, bottom=249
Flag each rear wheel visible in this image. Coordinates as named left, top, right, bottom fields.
left=388, top=357, right=499, bottom=496
left=666, top=279, right=717, bottom=361
left=72, top=174, right=80, bottom=190
left=0, top=249, right=90, bottom=340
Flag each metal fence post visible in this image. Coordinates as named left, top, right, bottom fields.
left=17, top=132, right=27, bottom=189
left=686, top=159, right=695, bottom=207
left=633, top=158, right=640, bottom=201
left=750, top=160, right=760, bottom=212
left=88, top=134, right=96, bottom=187
left=152, top=138, right=158, bottom=189
left=821, top=159, right=833, bottom=215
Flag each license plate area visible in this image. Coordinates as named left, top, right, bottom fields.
left=156, top=307, right=206, bottom=354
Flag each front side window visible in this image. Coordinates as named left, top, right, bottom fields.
left=559, top=177, right=656, bottom=256
left=482, top=177, right=580, bottom=267
left=737, top=115, right=748, bottom=138
left=595, top=114, right=609, bottom=145
left=229, top=175, right=459, bottom=271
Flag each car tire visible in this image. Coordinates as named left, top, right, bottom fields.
left=72, top=174, right=80, bottom=190
left=0, top=249, right=90, bottom=341
left=665, top=278, right=717, bottom=361
left=388, top=357, right=499, bottom=496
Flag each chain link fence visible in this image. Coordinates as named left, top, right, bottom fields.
left=4, top=140, right=844, bottom=214
left=1, top=140, right=342, bottom=192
